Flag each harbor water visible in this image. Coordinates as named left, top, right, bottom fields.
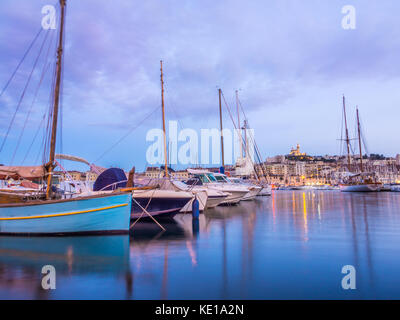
left=0, top=190, right=400, bottom=299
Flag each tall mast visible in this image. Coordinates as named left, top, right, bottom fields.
left=235, top=90, right=242, bottom=158
left=356, top=106, right=363, bottom=172
left=343, top=95, right=351, bottom=171
left=46, top=0, right=66, bottom=199
left=218, top=88, right=225, bottom=168
left=244, top=119, right=248, bottom=158
left=160, top=60, right=168, bottom=178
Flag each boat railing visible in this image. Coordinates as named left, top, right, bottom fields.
left=98, top=180, right=128, bottom=192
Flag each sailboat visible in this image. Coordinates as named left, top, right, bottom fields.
left=232, top=90, right=271, bottom=196
left=129, top=61, right=194, bottom=220
left=339, top=100, right=382, bottom=192
left=0, top=0, right=132, bottom=235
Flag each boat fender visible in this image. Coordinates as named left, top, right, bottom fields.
left=192, top=199, right=200, bottom=219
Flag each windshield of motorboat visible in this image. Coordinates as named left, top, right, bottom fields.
left=206, top=173, right=218, bottom=182
left=195, top=174, right=211, bottom=183
left=213, top=174, right=227, bottom=183
left=172, top=180, right=189, bottom=190
left=185, top=178, right=203, bottom=186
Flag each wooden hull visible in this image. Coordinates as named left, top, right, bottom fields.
left=0, top=190, right=45, bottom=204
left=0, top=193, right=132, bottom=235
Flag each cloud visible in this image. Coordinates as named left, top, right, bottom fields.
left=1, top=0, right=400, bottom=168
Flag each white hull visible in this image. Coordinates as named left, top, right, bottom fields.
left=258, top=186, right=272, bottom=196
left=208, top=187, right=247, bottom=204
left=391, top=185, right=400, bottom=192
left=242, top=187, right=262, bottom=201
left=340, top=184, right=380, bottom=192
left=206, top=196, right=227, bottom=208
left=220, top=190, right=248, bottom=204
left=171, top=181, right=227, bottom=211
left=180, top=190, right=208, bottom=212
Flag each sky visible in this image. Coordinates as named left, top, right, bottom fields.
left=0, top=0, right=399, bottom=171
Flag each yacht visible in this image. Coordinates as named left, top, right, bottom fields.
left=173, top=179, right=229, bottom=209
left=187, top=169, right=249, bottom=205
left=228, top=177, right=262, bottom=200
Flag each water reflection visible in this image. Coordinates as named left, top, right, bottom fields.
left=1, top=191, right=400, bottom=299
left=0, top=235, right=129, bottom=299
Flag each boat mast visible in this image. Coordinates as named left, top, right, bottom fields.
left=244, top=119, right=248, bottom=158
left=46, top=0, right=66, bottom=200
left=218, top=88, right=225, bottom=168
left=356, top=106, right=363, bottom=173
left=160, top=60, right=168, bottom=178
left=235, top=90, right=242, bottom=158
left=343, top=95, right=351, bottom=171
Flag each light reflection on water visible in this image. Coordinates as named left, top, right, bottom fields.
left=0, top=190, right=400, bottom=299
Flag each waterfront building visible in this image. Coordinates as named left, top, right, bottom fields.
left=170, top=171, right=189, bottom=180
left=261, top=145, right=400, bottom=186
left=86, top=171, right=99, bottom=182
left=145, top=167, right=165, bottom=178
left=289, top=144, right=306, bottom=157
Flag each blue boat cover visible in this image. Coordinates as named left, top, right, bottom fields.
left=93, top=168, right=127, bottom=191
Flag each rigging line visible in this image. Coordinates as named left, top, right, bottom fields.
left=0, top=27, right=43, bottom=99
left=0, top=29, right=50, bottom=155
left=236, top=96, right=266, bottom=164
left=236, top=97, right=259, bottom=149
left=23, top=45, right=56, bottom=166
left=359, top=116, right=370, bottom=156
left=11, top=61, right=52, bottom=165
left=221, top=89, right=252, bottom=161
left=235, top=100, right=269, bottom=180
left=94, top=105, right=161, bottom=163
left=163, top=85, right=185, bottom=132
left=21, top=113, right=46, bottom=164
left=221, top=91, right=260, bottom=178
left=220, top=91, right=239, bottom=131
left=12, top=32, right=56, bottom=165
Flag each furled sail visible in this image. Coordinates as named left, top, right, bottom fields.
left=0, top=165, right=44, bottom=180
left=55, top=154, right=90, bottom=166
left=55, top=154, right=106, bottom=174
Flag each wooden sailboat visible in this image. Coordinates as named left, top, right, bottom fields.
left=0, top=0, right=132, bottom=235
left=340, top=101, right=382, bottom=192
